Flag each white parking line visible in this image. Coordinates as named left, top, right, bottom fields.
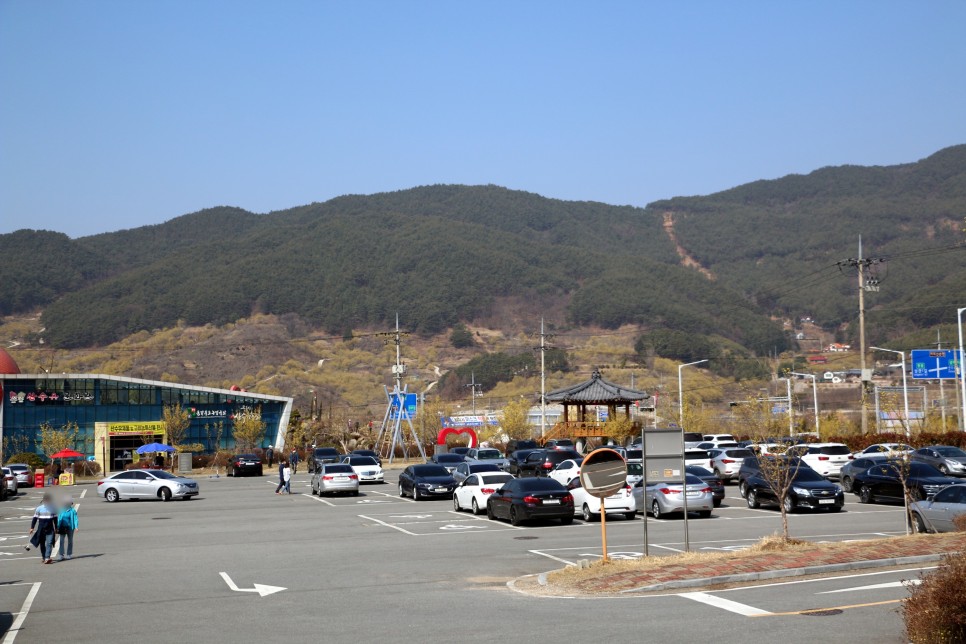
left=2, top=581, right=41, bottom=643
left=302, top=494, right=334, bottom=506
left=359, top=514, right=418, bottom=536
left=79, top=489, right=87, bottom=499
left=679, top=591, right=772, bottom=616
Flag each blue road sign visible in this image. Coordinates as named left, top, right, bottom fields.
left=911, top=349, right=962, bottom=379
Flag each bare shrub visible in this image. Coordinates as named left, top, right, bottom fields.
left=903, top=553, right=966, bottom=643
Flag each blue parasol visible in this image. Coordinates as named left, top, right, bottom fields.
left=137, top=442, right=175, bottom=454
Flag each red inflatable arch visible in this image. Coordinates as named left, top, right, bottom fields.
left=437, top=426, right=478, bottom=448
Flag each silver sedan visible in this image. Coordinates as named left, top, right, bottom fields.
left=632, top=474, right=713, bottom=519
left=910, top=483, right=966, bottom=533
left=312, top=463, right=360, bottom=496
left=97, top=469, right=199, bottom=502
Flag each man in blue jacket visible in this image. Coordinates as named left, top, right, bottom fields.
left=26, top=493, right=56, bottom=564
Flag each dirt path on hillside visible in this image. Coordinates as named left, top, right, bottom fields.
left=662, top=212, right=715, bottom=280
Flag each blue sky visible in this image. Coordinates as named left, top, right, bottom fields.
left=2, top=1, right=965, bottom=238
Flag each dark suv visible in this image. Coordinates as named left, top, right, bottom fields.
left=308, top=447, right=342, bottom=473
left=517, top=449, right=581, bottom=477
left=506, top=439, right=539, bottom=453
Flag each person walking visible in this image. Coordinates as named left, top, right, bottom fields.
left=266, top=446, right=274, bottom=467
left=289, top=448, right=299, bottom=474
left=26, top=493, right=57, bottom=564
left=275, top=459, right=286, bottom=494
left=56, top=499, right=78, bottom=561
left=282, top=461, right=293, bottom=494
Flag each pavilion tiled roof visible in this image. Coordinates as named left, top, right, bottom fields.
left=545, top=368, right=650, bottom=404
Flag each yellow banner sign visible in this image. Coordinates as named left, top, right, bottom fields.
left=108, top=421, right=165, bottom=435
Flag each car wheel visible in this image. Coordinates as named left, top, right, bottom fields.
left=509, top=506, right=522, bottom=526
left=453, top=495, right=461, bottom=512
left=782, top=495, right=795, bottom=514
left=486, top=502, right=496, bottom=520
left=911, top=512, right=929, bottom=534
left=582, top=504, right=596, bottom=522
left=738, top=481, right=749, bottom=498
left=560, top=515, right=574, bottom=525
left=413, top=487, right=421, bottom=501
left=160, top=487, right=172, bottom=502
left=624, top=511, right=636, bottom=521
left=859, top=485, right=874, bottom=504
left=398, top=483, right=405, bottom=498
left=651, top=500, right=662, bottom=519
left=746, top=490, right=760, bottom=509
left=842, top=476, right=853, bottom=493
left=699, top=510, right=712, bottom=519
left=105, top=488, right=120, bottom=503
left=471, top=498, right=480, bottom=515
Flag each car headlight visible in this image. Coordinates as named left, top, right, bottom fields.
left=792, top=487, right=811, bottom=496
left=833, top=484, right=843, bottom=493
left=946, top=460, right=964, bottom=470
left=417, top=482, right=432, bottom=488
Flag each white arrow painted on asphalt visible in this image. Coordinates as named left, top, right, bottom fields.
left=219, top=572, right=286, bottom=597
left=817, top=579, right=921, bottom=594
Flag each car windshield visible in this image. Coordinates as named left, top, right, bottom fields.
left=480, top=474, right=514, bottom=485
left=413, top=465, right=450, bottom=477
left=518, top=478, right=566, bottom=492
left=935, top=446, right=966, bottom=457
left=348, top=457, right=378, bottom=465
left=149, top=470, right=179, bottom=480
left=791, top=468, right=826, bottom=482
left=475, top=449, right=503, bottom=460
left=817, top=445, right=851, bottom=455
left=237, top=454, right=258, bottom=459
left=687, top=466, right=714, bottom=477
left=725, top=449, right=754, bottom=458
left=909, top=463, right=943, bottom=477
left=625, top=450, right=643, bottom=461
left=650, top=474, right=704, bottom=486
left=686, top=450, right=709, bottom=459
left=315, top=448, right=339, bottom=456
left=435, top=454, right=463, bottom=463
left=470, top=463, right=500, bottom=471
left=324, top=464, right=353, bottom=473
left=627, top=463, right=642, bottom=475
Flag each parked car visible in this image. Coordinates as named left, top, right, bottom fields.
left=311, top=463, right=360, bottom=496
left=911, top=445, right=966, bottom=477
left=744, top=466, right=844, bottom=513
left=683, top=432, right=705, bottom=449
left=909, top=483, right=966, bottom=533
left=339, top=455, right=384, bottom=483
left=786, top=443, right=853, bottom=479
left=464, top=447, right=510, bottom=471
left=703, top=434, right=736, bottom=444
left=517, top=449, right=581, bottom=477
left=840, top=456, right=889, bottom=493
left=430, top=453, right=465, bottom=473
left=624, top=449, right=643, bottom=463
left=685, top=449, right=713, bottom=469
left=97, top=469, right=199, bottom=502
left=452, top=461, right=502, bottom=484
left=7, top=463, right=32, bottom=487
left=547, top=458, right=583, bottom=486
left=687, top=465, right=725, bottom=507
left=626, top=462, right=643, bottom=487
left=351, top=449, right=382, bottom=466
left=737, top=454, right=808, bottom=498
left=449, top=447, right=472, bottom=458
left=696, top=441, right=739, bottom=451
left=227, top=453, right=263, bottom=477
left=567, top=478, right=636, bottom=521
left=2, top=467, right=17, bottom=498
left=398, top=464, right=457, bottom=500
left=708, top=447, right=755, bottom=482
left=853, top=443, right=913, bottom=458
left=544, top=439, right=577, bottom=451
left=453, top=471, right=515, bottom=514
left=308, top=447, right=342, bottom=473
left=505, top=439, right=539, bottom=453
left=506, top=449, right=542, bottom=476
left=853, top=462, right=960, bottom=504
left=633, top=474, right=713, bottom=519
left=485, top=477, right=574, bottom=526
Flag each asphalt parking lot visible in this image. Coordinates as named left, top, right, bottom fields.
left=0, top=469, right=925, bottom=643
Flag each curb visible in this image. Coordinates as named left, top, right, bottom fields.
left=616, top=554, right=946, bottom=593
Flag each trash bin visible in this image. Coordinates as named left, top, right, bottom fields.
left=34, top=470, right=45, bottom=487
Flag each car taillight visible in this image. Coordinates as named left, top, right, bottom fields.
left=660, top=487, right=682, bottom=495
left=721, top=459, right=735, bottom=464
left=481, top=488, right=496, bottom=494
left=818, top=456, right=829, bottom=461
left=322, top=475, right=333, bottom=480
left=542, top=462, right=553, bottom=469
left=523, top=495, right=542, bottom=505
left=701, top=487, right=712, bottom=494
left=349, top=474, right=358, bottom=480
left=563, top=493, right=573, bottom=505
left=848, top=455, right=854, bottom=460
left=97, top=481, right=103, bottom=486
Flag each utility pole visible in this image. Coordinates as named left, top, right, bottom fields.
left=534, top=318, right=555, bottom=438
left=465, top=372, right=481, bottom=416
left=837, top=237, right=884, bottom=434
left=935, top=329, right=947, bottom=430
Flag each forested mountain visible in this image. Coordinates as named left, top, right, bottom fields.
left=1, top=145, right=963, bottom=354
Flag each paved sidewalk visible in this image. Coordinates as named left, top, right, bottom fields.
left=542, top=533, right=966, bottom=595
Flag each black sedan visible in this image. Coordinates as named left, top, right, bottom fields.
left=840, top=456, right=888, bottom=492
left=486, top=477, right=574, bottom=526
left=506, top=449, right=541, bottom=476
left=853, top=462, right=960, bottom=504
left=398, top=464, right=457, bottom=500
left=744, top=466, right=844, bottom=512
left=431, top=453, right=465, bottom=473
left=687, top=465, right=725, bottom=507
left=227, top=453, right=263, bottom=477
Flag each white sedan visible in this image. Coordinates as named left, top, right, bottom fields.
left=341, top=455, right=384, bottom=483
left=566, top=478, right=636, bottom=521
left=548, top=458, right=583, bottom=486
left=453, top=472, right=515, bottom=514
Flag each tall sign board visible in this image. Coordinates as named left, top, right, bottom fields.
left=911, top=349, right=961, bottom=380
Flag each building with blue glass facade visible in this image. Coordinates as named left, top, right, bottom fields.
left=1, top=370, right=292, bottom=473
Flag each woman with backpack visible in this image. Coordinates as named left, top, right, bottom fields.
left=56, top=499, right=78, bottom=561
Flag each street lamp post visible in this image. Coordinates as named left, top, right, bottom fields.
left=780, top=377, right=794, bottom=435
left=959, top=308, right=966, bottom=432
left=790, top=372, right=819, bottom=435
left=678, top=360, right=709, bottom=427
left=870, top=346, right=910, bottom=438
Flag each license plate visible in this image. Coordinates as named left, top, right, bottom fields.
left=336, top=476, right=348, bottom=480
left=543, top=499, right=561, bottom=505
left=818, top=498, right=835, bottom=504
left=686, top=491, right=701, bottom=497
left=434, top=487, right=448, bottom=493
